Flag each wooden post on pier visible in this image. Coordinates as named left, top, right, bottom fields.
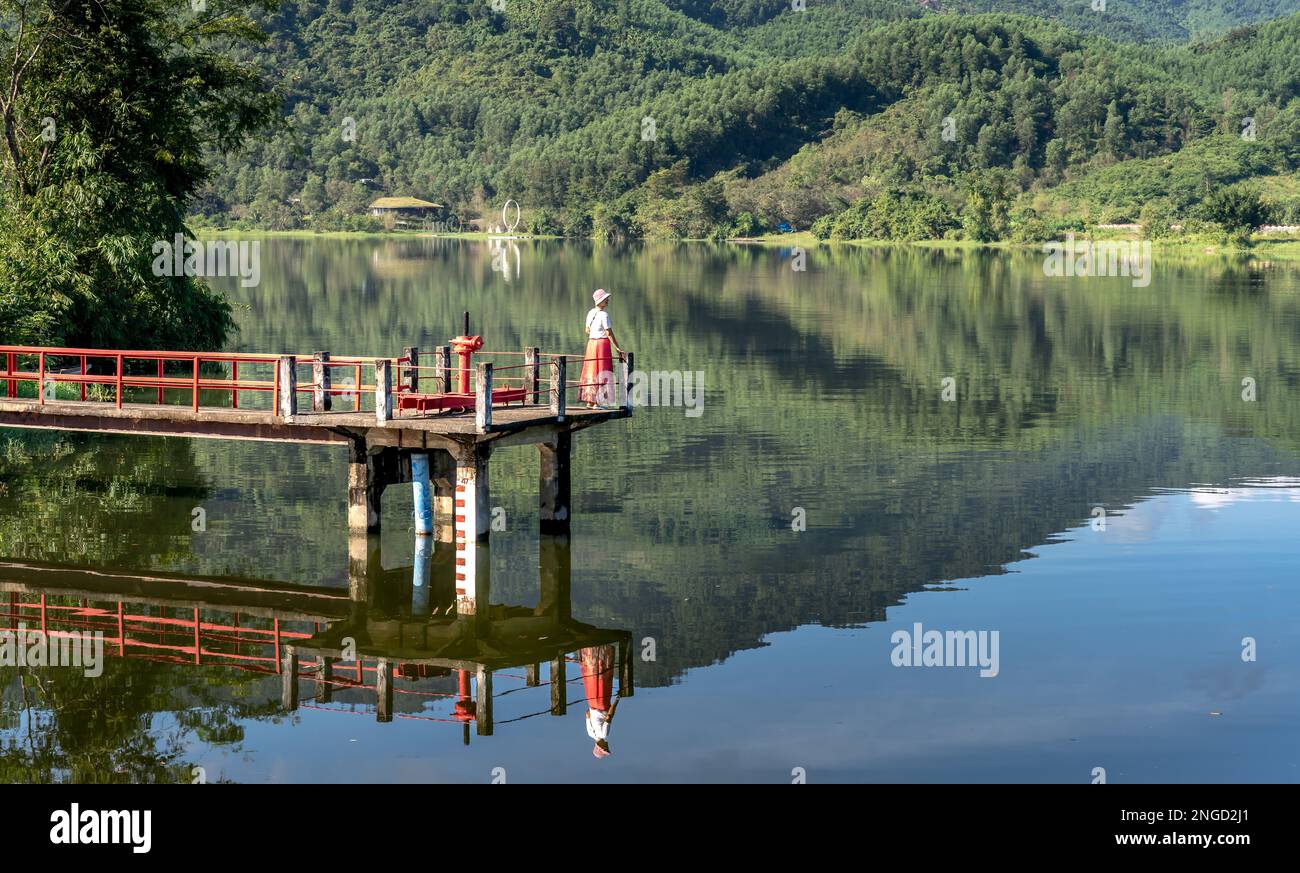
left=318, top=657, right=335, bottom=703
left=375, top=359, right=392, bottom=424
left=475, top=362, right=493, bottom=431
left=525, top=347, right=539, bottom=404
left=549, top=355, right=566, bottom=422
left=623, top=351, right=634, bottom=413
left=539, top=432, right=571, bottom=536
left=619, top=636, right=635, bottom=698
left=550, top=655, right=567, bottom=716
left=376, top=658, right=394, bottom=723
left=435, top=346, right=451, bottom=394
left=476, top=665, right=494, bottom=736
left=278, top=356, right=297, bottom=421
left=403, top=346, right=419, bottom=393
left=281, top=645, right=299, bottom=710
left=312, top=352, right=331, bottom=412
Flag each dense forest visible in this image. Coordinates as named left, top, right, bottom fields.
left=193, top=0, right=1300, bottom=241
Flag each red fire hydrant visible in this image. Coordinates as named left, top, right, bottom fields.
left=448, top=334, right=483, bottom=395
left=453, top=669, right=476, bottom=722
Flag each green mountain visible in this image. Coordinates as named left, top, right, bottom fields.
left=196, top=1, right=1300, bottom=239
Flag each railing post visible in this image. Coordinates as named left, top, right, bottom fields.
left=623, top=351, right=634, bottom=414
left=525, top=347, right=539, bottom=404
left=115, top=354, right=123, bottom=409
left=435, top=346, right=451, bottom=394
left=278, top=355, right=297, bottom=420
left=549, top=356, right=565, bottom=422
left=312, top=351, right=331, bottom=412
left=156, top=359, right=163, bottom=405
left=192, top=357, right=201, bottom=412
left=6, top=352, right=14, bottom=398
left=403, top=346, right=419, bottom=393
left=375, top=359, right=392, bottom=424
left=231, top=360, right=239, bottom=409
left=37, top=352, right=45, bottom=405
left=475, top=362, right=493, bottom=432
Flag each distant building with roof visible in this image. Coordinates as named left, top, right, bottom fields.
left=368, top=197, right=445, bottom=227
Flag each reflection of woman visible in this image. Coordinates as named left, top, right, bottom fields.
left=581, top=644, right=618, bottom=758
left=580, top=289, right=625, bottom=408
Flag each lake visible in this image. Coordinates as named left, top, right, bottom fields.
left=3, top=237, right=1299, bottom=783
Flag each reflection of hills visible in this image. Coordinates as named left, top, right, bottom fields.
left=5, top=242, right=1300, bottom=698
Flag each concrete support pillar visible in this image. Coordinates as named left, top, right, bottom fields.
left=412, top=452, right=433, bottom=536
left=539, top=430, right=571, bottom=536
left=537, top=533, right=571, bottom=621
left=412, top=537, right=432, bottom=617
left=348, top=527, right=381, bottom=604
left=433, top=449, right=456, bottom=543
left=453, top=442, right=491, bottom=629
left=347, top=438, right=385, bottom=603
left=347, top=438, right=384, bottom=534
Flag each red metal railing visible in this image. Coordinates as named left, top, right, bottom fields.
left=0, top=346, right=309, bottom=412
left=0, top=344, right=631, bottom=418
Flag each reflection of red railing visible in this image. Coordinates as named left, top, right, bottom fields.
left=0, top=593, right=586, bottom=726
left=2, top=593, right=312, bottom=671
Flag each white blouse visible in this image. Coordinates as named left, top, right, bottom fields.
left=586, top=708, right=610, bottom=740
left=586, top=307, right=611, bottom=340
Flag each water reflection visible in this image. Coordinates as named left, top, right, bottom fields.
left=6, top=241, right=1300, bottom=780
left=0, top=531, right=632, bottom=771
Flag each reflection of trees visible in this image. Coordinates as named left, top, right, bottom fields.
left=0, top=659, right=281, bottom=783
left=0, top=433, right=209, bottom=568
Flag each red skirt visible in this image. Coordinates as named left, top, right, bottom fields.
left=579, top=337, right=614, bottom=404
left=580, top=645, right=615, bottom=712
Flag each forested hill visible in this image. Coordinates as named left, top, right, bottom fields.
left=198, top=1, right=1300, bottom=240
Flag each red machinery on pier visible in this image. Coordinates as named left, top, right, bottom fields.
left=397, top=312, right=527, bottom=414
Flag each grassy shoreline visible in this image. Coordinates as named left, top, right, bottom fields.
left=193, top=227, right=1300, bottom=257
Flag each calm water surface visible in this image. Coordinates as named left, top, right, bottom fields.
left=3, top=239, right=1300, bottom=782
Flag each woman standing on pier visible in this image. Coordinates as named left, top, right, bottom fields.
left=581, top=289, right=625, bottom=408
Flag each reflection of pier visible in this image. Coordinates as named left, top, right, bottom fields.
left=1, top=338, right=634, bottom=632
left=0, top=533, right=632, bottom=742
